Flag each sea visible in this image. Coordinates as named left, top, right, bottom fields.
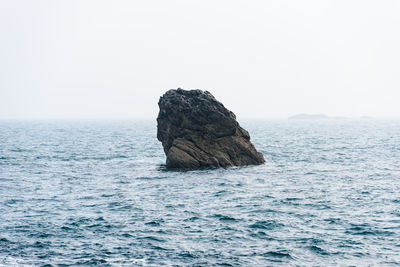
left=1, top=119, right=400, bottom=266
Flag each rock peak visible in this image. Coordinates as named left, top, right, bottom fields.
left=157, top=88, right=265, bottom=169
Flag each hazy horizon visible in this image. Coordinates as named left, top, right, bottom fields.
left=1, top=1, right=400, bottom=119
left=2, top=113, right=400, bottom=121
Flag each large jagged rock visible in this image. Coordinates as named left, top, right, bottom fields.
left=157, top=89, right=265, bottom=169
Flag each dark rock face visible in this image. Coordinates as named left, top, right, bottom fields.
left=157, top=89, right=265, bottom=169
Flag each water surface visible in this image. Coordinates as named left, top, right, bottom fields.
left=1, top=119, right=400, bottom=266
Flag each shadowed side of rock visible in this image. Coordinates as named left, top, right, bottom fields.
left=157, top=89, right=265, bottom=169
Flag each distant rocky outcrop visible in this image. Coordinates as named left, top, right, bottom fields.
left=157, top=89, right=265, bottom=169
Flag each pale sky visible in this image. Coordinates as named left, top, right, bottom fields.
left=1, top=0, right=400, bottom=119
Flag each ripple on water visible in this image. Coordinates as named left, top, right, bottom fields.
left=145, top=220, right=164, bottom=227
left=262, top=250, right=293, bottom=261
left=249, top=220, right=283, bottom=230
left=307, top=245, right=329, bottom=255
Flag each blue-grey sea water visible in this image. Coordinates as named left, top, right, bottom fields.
left=1, top=119, right=400, bottom=266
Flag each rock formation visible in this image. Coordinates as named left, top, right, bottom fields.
left=157, top=88, right=265, bottom=169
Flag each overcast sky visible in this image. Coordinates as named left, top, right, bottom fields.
left=1, top=0, right=399, bottom=119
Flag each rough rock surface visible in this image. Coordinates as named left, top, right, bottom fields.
left=157, top=89, right=265, bottom=169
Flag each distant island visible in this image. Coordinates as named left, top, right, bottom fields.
left=289, top=114, right=347, bottom=120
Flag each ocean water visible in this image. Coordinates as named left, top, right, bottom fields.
left=1, top=119, right=400, bottom=266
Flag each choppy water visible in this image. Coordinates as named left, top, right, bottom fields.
left=1, top=119, right=400, bottom=266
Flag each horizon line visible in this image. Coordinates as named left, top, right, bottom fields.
left=1, top=116, right=400, bottom=121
